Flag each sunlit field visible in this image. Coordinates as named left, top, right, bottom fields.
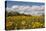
left=6, top=15, right=45, bottom=30
left=5, top=1, right=45, bottom=30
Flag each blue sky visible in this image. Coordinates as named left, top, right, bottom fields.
left=6, top=1, right=45, bottom=16
left=6, top=1, right=44, bottom=8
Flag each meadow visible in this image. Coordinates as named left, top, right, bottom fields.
left=6, top=15, right=45, bottom=30
left=5, top=1, right=45, bottom=30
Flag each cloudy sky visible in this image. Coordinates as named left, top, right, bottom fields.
left=6, top=1, right=45, bottom=15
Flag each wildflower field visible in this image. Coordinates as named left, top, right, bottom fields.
left=6, top=15, right=45, bottom=30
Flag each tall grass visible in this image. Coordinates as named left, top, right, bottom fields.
left=6, top=15, right=45, bottom=30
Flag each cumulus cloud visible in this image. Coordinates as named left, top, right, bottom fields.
left=6, top=5, right=44, bottom=11
left=11, top=5, right=44, bottom=11
left=6, top=5, right=45, bottom=15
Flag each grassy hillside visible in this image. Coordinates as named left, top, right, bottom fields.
left=5, top=15, right=45, bottom=30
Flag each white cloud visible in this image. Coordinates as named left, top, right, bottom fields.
left=7, top=5, right=44, bottom=11
left=12, top=5, right=19, bottom=9
left=6, top=5, right=45, bottom=15
left=6, top=7, right=11, bottom=12
left=10, top=5, right=44, bottom=11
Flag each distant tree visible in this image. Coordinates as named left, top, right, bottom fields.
left=6, top=10, right=32, bottom=16
left=7, top=11, right=20, bottom=16
left=15, top=12, right=20, bottom=15
left=40, top=13, right=44, bottom=17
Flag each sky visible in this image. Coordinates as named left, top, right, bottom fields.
left=5, top=1, right=45, bottom=16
